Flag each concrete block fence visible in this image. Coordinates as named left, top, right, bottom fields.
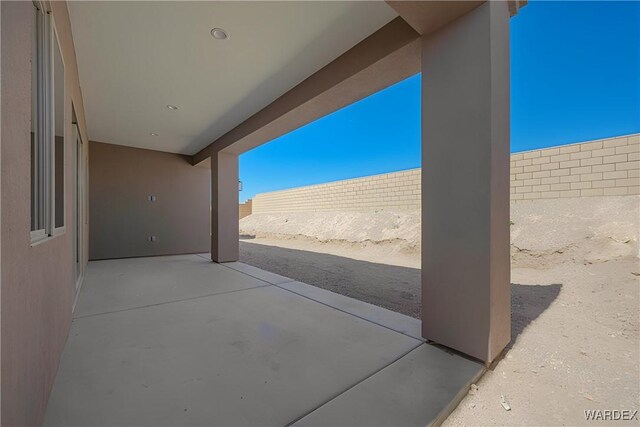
left=252, top=169, right=421, bottom=214
left=243, top=134, right=639, bottom=214
left=239, top=200, right=253, bottom=219
left=510, top=133, right=639, bottom=200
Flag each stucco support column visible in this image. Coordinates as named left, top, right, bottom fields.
left=421, top=1, right=511, bottom=363
left=211, top=151, right=239, bottom=263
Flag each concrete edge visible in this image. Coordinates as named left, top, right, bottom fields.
left=429, top=365, right=487, bottom=427
left=217, top=261, right=424, bottom=341
left=277, top=280, right=423, bottom=341
left=287, top=342, right=426, bottom=426
left=221, top=261, right=296, bottom=285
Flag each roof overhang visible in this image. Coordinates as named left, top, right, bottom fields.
left=193, top=17, right=420, bottom=162
left=193, top=0, right=526, bottom=165
left=68, top=1, right=397, bottom=155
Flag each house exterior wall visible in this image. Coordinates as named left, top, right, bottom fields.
left=248, top=134, right=639, bottom=214
left=89, top=141, right=210, bottom=260
left=1, top=2, right=90, bottom=426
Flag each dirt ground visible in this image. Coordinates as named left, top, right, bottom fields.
left=240, top=196, right=639, bottom=426
left=240, top=238, right=422, bottom=317
left=446, top=258, right=639, bottom=426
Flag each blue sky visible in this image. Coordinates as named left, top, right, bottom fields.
left=240, top=1, right=640, bottom=202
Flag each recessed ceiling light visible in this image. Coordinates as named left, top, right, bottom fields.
left=210, top=28, right=228, bottom=40
left=150, top=132, right=159, bottom=136
left=166, top=104, right=179, bottom=110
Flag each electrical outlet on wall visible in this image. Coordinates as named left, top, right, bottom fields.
left=147, top=236, right=157, bottom=242
left=147, top=195, right=157, bottom=202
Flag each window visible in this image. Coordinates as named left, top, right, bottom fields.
left=53, top=26, right=65, bottom=229
left=31, top=3, right=48, bottom=239
left=31, top=2, right=64, bottom=242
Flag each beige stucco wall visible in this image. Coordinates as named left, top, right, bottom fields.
left=1, top=2, right=91, bottom=426
left=250, top=134, right=639, bottom=214
left=89, top=141, right=210, bottom=260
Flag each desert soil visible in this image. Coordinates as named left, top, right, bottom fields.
left=240, top=196, right=640, bottom=426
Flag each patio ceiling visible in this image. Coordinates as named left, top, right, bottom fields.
left=68, top=1, right=397, bottom=155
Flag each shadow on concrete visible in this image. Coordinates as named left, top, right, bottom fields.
left=240, top=241, right=562, bottom=345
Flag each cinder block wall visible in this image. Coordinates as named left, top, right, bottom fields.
left=250, top=134, right=639, bottom=214
left=510, top=134, right=639, bottom=200
left=239, top=199, right=253, bottom=219
left=253, top=169, right=421, bottom=213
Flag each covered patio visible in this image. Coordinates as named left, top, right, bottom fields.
left=1, top=1, right=524, bottom=425
left=44, top=255, right=482, bottom=426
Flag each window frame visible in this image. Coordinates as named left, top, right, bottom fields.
left=30, top=1, right=66, bottom=244
left=52, top=16, right=66, bottom=235
left=31, top=2, right=51, bottom=242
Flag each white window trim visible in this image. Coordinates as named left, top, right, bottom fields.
left=31, top=1, right=66, bottom=244
left=52, top=17, right=66, bottom=236
left=31, top=3, right=51, bottom=243
left=30, top=229, right=47, bottom=242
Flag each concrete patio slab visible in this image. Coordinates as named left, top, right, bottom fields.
left=45, top=255, right=483, bottom=427
left=198, top=253, right=295, bottom=285
left=293, top=344, right=484, bottom=427
left=75, top=255, right=267, bottom=317
left=277, top=280, right=423, bottom=340
left=220, top=260, right=296, bottom=285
